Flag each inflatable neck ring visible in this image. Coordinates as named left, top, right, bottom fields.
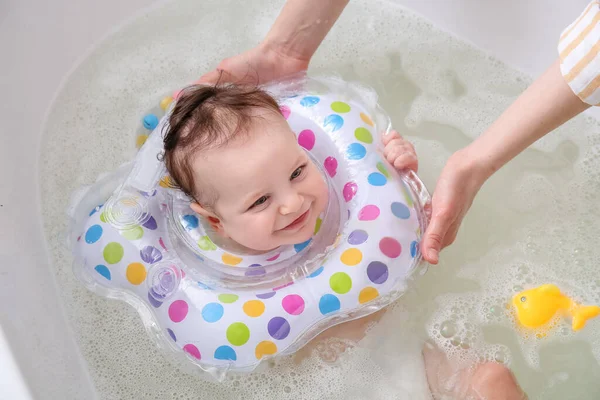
left=69, top=76, right=431, bottom=380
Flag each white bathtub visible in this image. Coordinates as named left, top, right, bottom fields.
left=0, top=0, right=590, bottom=398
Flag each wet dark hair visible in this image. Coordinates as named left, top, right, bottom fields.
left=163, top=83, right=281, bottom=207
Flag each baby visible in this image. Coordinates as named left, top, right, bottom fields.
left=163, top=84, right=416, bottom=253
left=163, top=84, right=525, bottom=400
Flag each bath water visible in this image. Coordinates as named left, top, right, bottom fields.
left=40, top=0, right=600, bottom=398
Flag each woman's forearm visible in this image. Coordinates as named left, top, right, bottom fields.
left=466, top=59, right=590, bottom=181
left=262, top=0, right=349, bottom=63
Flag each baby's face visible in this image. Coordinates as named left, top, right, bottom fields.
left=191, top=111, right=329, bottom=252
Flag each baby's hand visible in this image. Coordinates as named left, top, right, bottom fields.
left=382, top=130, right=418, bottom=172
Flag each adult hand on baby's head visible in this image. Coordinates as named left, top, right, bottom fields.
left=197, top=44, right=310, bottom=85
left=382, top=130, right=418, bottom=172
left=421, top=149, right=488, bottom=265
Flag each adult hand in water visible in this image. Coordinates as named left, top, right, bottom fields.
left=197, top=44, right=309, bottom=85
left=197, top=0, right=349, bottom=85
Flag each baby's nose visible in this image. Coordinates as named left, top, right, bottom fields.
left=279, top=191, right=303, bottom=215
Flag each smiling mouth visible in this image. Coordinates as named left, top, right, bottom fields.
left=281, top=209, right=310, bottom=231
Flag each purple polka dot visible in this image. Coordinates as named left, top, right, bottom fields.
left=140, top=246, right=163, bottom=264
left=257, top=292, right=276, bottom=299
left=167, top=328, right=176, bottom=342
left=148, top=291, right=163, bottom=308
left=268, top=317, right=291, bottom=340
left=245, top=267, right=266, bottom=277
left=348, top=230, right=368, bottom=245
left=142, top=215, right=157, bottom=230
left=367, top=261, right=389, bottom=284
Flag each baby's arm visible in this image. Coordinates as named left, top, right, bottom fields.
left=382, top=130, right=418, bottom=173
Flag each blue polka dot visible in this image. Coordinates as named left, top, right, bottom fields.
left=197, top=281, right=212, bottom=290
left=143, top=114, right=159, bottom=130
left=214, top=345, right=237, bottom=361
left=308, top=266, right=324, bottom=278
left=300, top=96, right=320, bottom=107
left=319, top=294, right=341, bottom=315
left=391, top=202, right=411, bottom=219
left=94, top=265, right=111, bottom=280
left=294, top=239, right=312, bottom=253
left=346, top=143, right=366, bottom=160
left=324, top=114, right=344, bottom=132
left=89, top=204, right=102, bottom=216
left=182, top=215, right=199, bottom=230
left=202, top=302, right=224, bottom=323
left=85, top=225, right=103, bottom=244
left=410, top=241, right=418, bottom=258
left=167, top=328, right=177, bottom=342
left=368, top=172, right=387, bottom=186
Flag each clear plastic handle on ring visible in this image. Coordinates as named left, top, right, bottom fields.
left=104, top=117, right=168, bottom=229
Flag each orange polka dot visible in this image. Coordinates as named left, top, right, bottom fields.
left=360, top=112, right=374, bottom=127
left=126, top=262, right=147, bottom=285
left=255, top=341, right=277, bottom=359
left=136, top=135, right=149, bottom=148
left=359, top=287, right=379, bottom=304
left=340, top=248, right=363, bottom=266
left=243, top=300, right=265, bottom=317
left=222, top=253, right=243, bottom=266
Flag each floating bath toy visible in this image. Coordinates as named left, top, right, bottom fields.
left=513, top=284, right=600, bottom=331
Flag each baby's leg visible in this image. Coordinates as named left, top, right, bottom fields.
left=423, top=343, right=527, bottom=400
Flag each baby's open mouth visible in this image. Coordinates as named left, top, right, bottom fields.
left=281, top=209, right=310, bottom=231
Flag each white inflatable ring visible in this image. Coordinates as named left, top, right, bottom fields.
left=71, top=77, right=431, bottom=379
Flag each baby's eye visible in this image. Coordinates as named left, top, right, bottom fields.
left=291, top=165, right=306, bottom=180
left=251, top=196, right=269, bottom=208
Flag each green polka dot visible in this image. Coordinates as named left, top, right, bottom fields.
left=331, top=101, right=351, bottom=113
left=218, top=294, right=239, bottom=304
left=314, top=218, right=322, bottom=235
left=103, top=242, right=124, bottom=264
left=227, top=322, right=250, bottom=346
left=402, top=182, right=414, bottom=208
left=329, top=272, right=352, bottom=294
left=198, top=235, right=217, bottom=251
left=376, top=162, right=390, bottom=178
left=100, top=212, right=107, bottom=223
left=354, top=127, right=373, bottom=144
left=120, top=226, right=143, bottom=240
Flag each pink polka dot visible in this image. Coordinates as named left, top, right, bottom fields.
left=267, top=253, right=280, bottom=262
left=379, top=237, right=402, bottom=258
left=183, top=344, right=201, bottom=360
left=159, top=237, right=168, bottom=251
left=280, top=105, right=291, bottom=120
left=343, top=182, right=358, bottom=202
left=298, top=129, right=316, bottom=150
left=168, top=300, right=189, bottom=323
left=358, top=205, right=380, bottom=221
left=282, top=294, right=305, bottom=315
left=324, top=157, right=338, bottom=177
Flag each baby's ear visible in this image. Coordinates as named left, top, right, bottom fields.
left=190, top=203, right=228, bottom=237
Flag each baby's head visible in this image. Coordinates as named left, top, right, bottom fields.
left=163, top=84, right=328, bottom=252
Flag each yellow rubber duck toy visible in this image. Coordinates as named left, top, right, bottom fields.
left=513, top=284, right=600, bottom=331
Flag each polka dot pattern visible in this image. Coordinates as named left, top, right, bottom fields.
left=354, top=127, right=373, bottom=143
left=126, top=262, right=147, bottom=285
left=227, top=323, right=250, bottom=346
left=368, top=172, right=387, bottom=186
left=94, top=265, right=111, bottom=280
left=340, top=248, right=363, bottom=266
left=379, top=237, right=402, bottom=258
left=359, top=287, right=379, bottom=304
left=319, top=294, right=341, bottom=315
left=183, top=344, right=200, bottom=360
left=218, top=294, right=239, bottom=304
left=343, top=181, right=358, bottom=202
left=391, top=202, right=410, bottom=219
left=367, top=261, right=389, bottom=284
left=268, top=317, right=290, bottom=340
left=358, top=205, right=380, bottom=221
left=243, top=300, right=265, bottom=317
left=348, top=230, right=368, bottom=245
left=324, top=115, right=344, bottom=132
left=255, top=341, right=277, bottom=359
left=298, top=129, right=315, bottom=150
left=202, top=303, right=224, bottom=323
left=85, top=225, right=103, bottom=244
left=282, top=295, right=305, bottom=315
left=222, top=253, right=243, bottom=266
left=214, top=345, right=237, bottom=361
left=103, top=243, right=124, bottom=264
left=331, top=101, right=351, bottom=113
left=169, top=300, right=188, bottom=323
left=140, top=246, right=162, bottom=264
left=300, top=96, right=320, bottom=107
left=120, top=226, right=143, bottom=240
left=347, top=143, right=366, bottom=160
left=330, top=272, right=352, bottom=294
left=324, top=156, right=338, bottom=177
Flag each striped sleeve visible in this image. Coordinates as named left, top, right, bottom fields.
left=559, top=1, right=600, bottom=105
